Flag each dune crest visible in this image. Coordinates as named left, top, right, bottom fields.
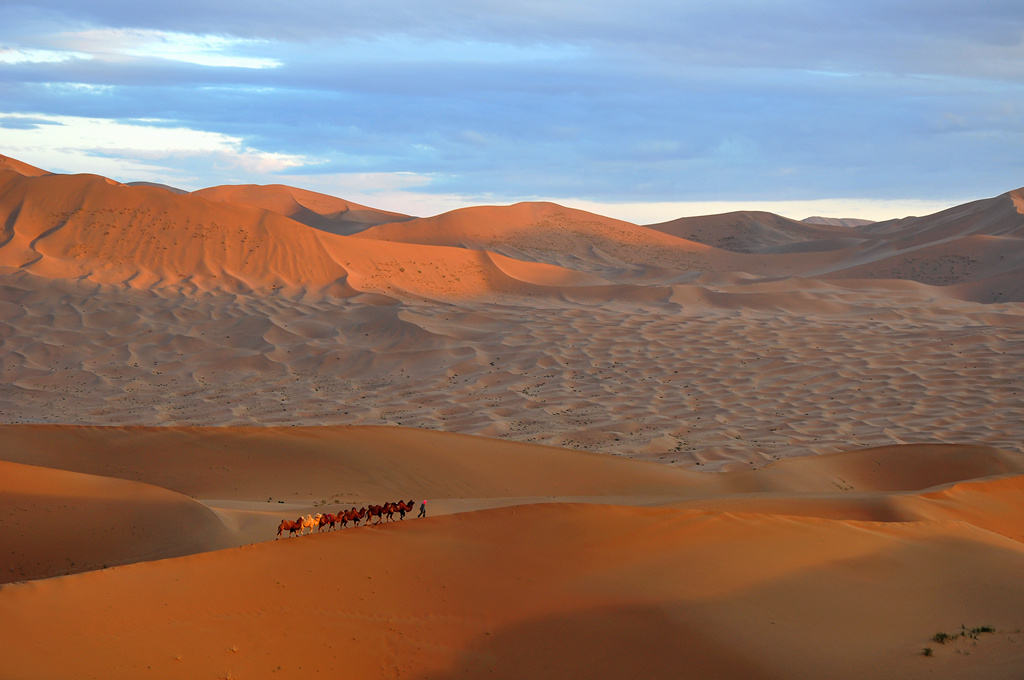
left=354, top=201, right=742, bottom=279
left=0, top=154, right=49, bottom=177
left=0, top=170, right=622, bottom=301
left=193, top=183, right=413, bottom=235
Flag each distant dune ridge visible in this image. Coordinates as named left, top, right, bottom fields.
left=802, top=215, right=875, bottom=228
left=2, top=156, right=1024, bottom=678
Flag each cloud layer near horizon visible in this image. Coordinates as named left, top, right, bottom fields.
left=2, top=1, right=1022, bottom=219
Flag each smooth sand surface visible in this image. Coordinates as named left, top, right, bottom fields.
left=3, top=158, right=1024, bottom=677
left=0, top=429, right=1022, bottom=679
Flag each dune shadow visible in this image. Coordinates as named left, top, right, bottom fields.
left=420, top=603, right=772, bottom=680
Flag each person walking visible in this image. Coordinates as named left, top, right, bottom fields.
left=417, top=500, right=427, bottom=518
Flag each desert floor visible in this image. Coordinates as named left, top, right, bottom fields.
left=2, top=161, right=1023, bottom=678
left=2, top=271, right=1021, bottom=469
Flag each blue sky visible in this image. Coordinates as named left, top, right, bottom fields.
left=1, top=1, right=1022, bottom=221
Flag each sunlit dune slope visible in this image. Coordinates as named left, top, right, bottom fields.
left=0, top=169, right=352, bottom=289
left=0, top=459, right=233, bottom=584
left=1, top=501, right=1022, bottom=680
left=354, top=201, right=737, bottom=276
left=193, top=183, right=413, bottom=235
left=0, top=171, right=614, bottom=299
left=3, top=158, right=1022, bottom=299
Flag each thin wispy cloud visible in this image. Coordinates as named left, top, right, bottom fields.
left=0, top=46, right=89, bottom=64
left=52, top=28, right=282, bottom=69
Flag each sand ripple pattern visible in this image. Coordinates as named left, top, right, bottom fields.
left=1, top=273, right=1021, bottom=470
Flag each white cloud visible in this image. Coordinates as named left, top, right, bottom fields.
left=0, top=113, right=308, bottom=183
left=52, top=28, right=281, bottom=69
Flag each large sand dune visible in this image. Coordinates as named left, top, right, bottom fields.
left=646, top=209, right=860, bottom=253
left=353, top=201, right=730, bottom=280
left=2, top=157, right=1024, bottom=677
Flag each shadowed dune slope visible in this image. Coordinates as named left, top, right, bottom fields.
left=820, top=234, right=1024, bottom=291
left=0, top=459, right=233, bottom=584
left=647, top=210, right=861, bottom=254
left=193, top=183, right=413, bottom=235
left=722, top=443, right=1024, bottom=494
left=1, top=502, right=1022, bottom=680
left=0, top=424, right=701, bottom=502
left=855, top=188, right=1024, bottom=244
left=8, top=427, right=1018, bottom=507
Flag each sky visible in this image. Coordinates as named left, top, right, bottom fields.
left=1, top=1, right=1022, bottom=222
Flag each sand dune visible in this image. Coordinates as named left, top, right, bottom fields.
left=2, top=426, right=1023, bottom=679
left=0, top=169, right=626, bottom=301
left=354, top=201, right=744, bottom=280
left=1, top=435, right=1023, bottom=679
left=194, top=183, right=413, bottom=235
left=857, top=188, right=1024, bottom=243
left=0, top=169, right=352, bottom=290
left=0, top=424, right=701, bottom=505
left=647, top=209, right=860, bottom=253
left=0, top=459, right=233, bottom=584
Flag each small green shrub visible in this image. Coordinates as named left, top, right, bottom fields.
left=922, top=647, right=933, bottom=657
left=932, top=632, right=951, bottom=644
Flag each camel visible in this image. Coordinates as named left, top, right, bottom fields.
left=301, top=513, right=322, bottom=535
left=339, top=507, right=365, bottom=528
left=394, top=500, right=415, bottom=520
left=318, top=513, right=337, bottom=532
left=276, top=518, right=303, bottom=539
left=364, top=504, right=385, bottom=525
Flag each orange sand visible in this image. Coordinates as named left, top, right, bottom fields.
left=2, top=157, right=1024, bottom=678
left=1, top=427, right=1023, bottom=679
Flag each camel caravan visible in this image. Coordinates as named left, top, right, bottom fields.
left=277, top=500, right=417, bottom=539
